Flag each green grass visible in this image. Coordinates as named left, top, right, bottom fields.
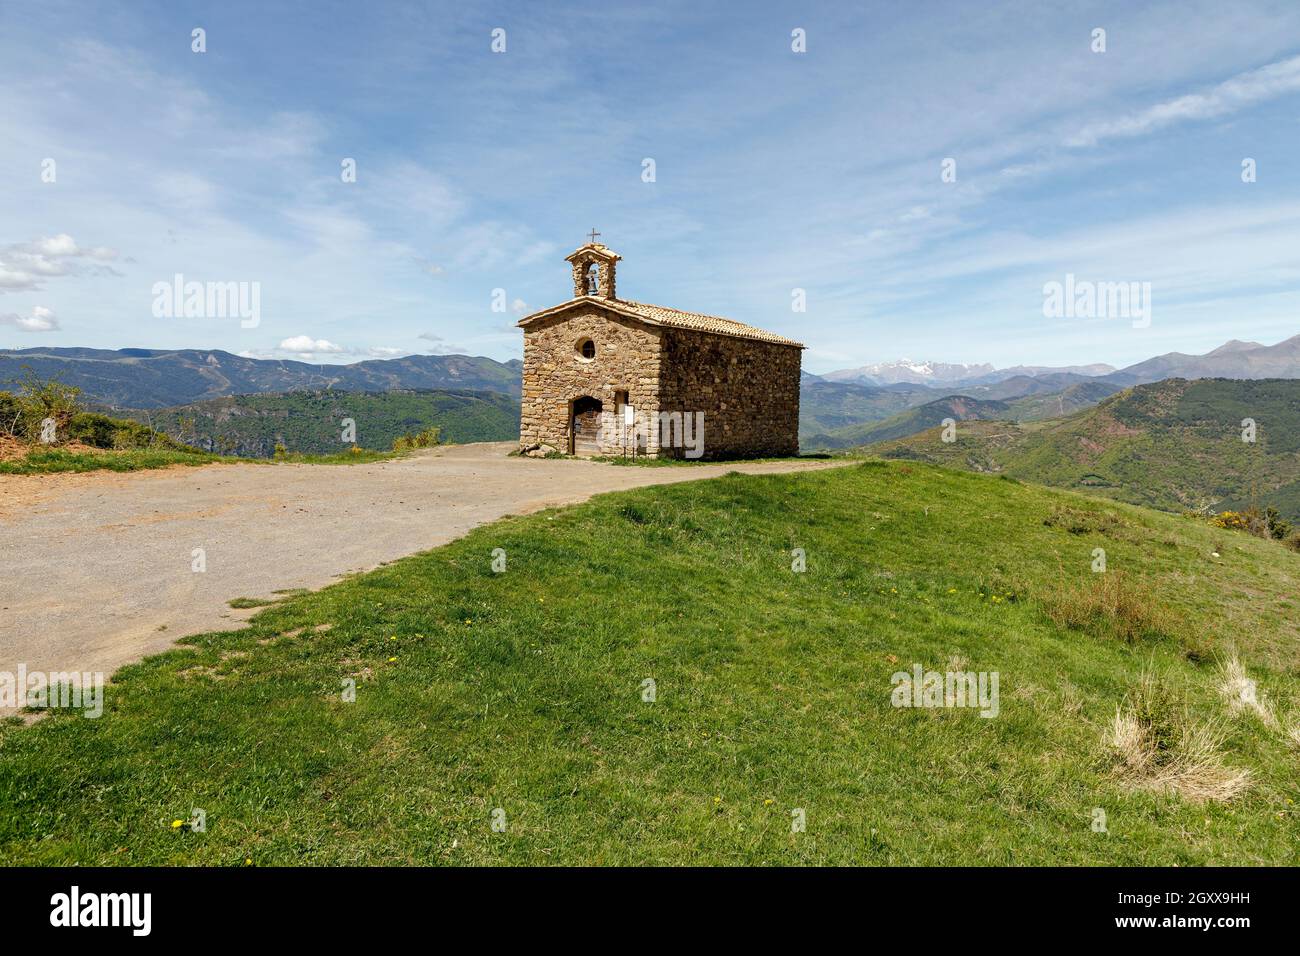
left=0, top=446, right=415, bottom=475
left=590, top=452, right=834, bottom=467
left=227, top=597, right=279, bottom=610
left=0, top=447, right=218, bottom=474
left=1, top=461, right=1297, bottom=864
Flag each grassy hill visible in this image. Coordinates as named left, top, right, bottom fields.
left=1, top=461, right=1297, bottom=864
left=806, top=395, right=1013, bottom=449
left=869, top=378, right=1300, bottom=522
left=1003, top=380, right=1124, bottom=421
left=798, top=377, right=936, bottom=446
left=803, top=380, right=1124, bottom=451
left=122, top=389, right=519, bottom=457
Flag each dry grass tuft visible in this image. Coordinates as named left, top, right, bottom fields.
left=1043, top=506, right=1130, bottom=537
left=1218, top=653, right=1278, bottom=728
left=1285, top=718, right=1300, bottom=750
left=1043, top=571, right=1178, bottom=643
left=1105, top=673, right=1251, bottom=803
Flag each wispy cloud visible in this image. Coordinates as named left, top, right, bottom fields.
left=1067, top=53, right=1300, bottom=148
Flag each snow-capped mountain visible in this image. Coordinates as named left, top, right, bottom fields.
left=821, top=359, right=1115, bottom=387
left=821, top=360, right=996, bottom=386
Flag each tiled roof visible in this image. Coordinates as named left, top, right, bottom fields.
left=619, top=301, right=804, bottom=347
left=518, top=297, right=804, bottom=348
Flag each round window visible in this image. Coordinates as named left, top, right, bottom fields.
left=577, top=338, right=596, bottom=360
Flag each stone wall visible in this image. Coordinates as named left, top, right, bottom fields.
left=518, top=307, right=663, bottom=456
left=657, top=329, right=802, bottom=459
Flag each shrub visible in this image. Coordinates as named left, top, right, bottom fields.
left=66, top=412, right=191, bottom=451
left=7, top=370, right=82, bottom=444
left=392, top=426, right=440, bottom=452
left=65, top=412, right=120, bottom=448
left=0, top=391, right=20, bottom=437
left=1212, top=506, right=1291, bottom=541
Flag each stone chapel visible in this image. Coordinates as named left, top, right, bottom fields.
left=516, top=237, right=803, bottom=459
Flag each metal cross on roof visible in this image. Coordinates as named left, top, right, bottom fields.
left=587, top=228, right=601, bottom=244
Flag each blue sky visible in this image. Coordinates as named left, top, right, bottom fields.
left=1, top=0, right=1299, bottom=374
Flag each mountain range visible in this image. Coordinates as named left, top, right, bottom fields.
left=0, top=347, right=522, bottom=408
left=819, top=334, right=1300, bottom=388
left=867, top=378, right=1300, bottom=523
left=821, top=359, right=1116, bottom=386
left=4, top=335, right=1299, bottom=451
left=123, top=389, right=520, bottom=458
left=1103, top=335, right=1300, bottom=385
left=797, top=334, right=1300, bottom=448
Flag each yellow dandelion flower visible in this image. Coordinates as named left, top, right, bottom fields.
left=170, top=820, right=184, bottom=829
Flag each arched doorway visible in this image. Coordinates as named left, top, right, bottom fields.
left=571, top=396, right=602, bottom=455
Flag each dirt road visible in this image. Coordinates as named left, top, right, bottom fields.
left=0, top=443, right=844, bottom=699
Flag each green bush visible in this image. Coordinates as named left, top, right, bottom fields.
left=4, top=371, right=82, bottom=444
left=1212, top=506, right=1291, bottom=541
left=0, top=392, right=20, bottom=437
left=65, top=412, right=187, bottom=451
left=2, top=375, right=192, bottom=453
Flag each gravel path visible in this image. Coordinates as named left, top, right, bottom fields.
left=0, top=442, right=845, bottom=704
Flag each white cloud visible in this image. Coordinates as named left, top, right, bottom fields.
left=0, top=235, right=120, bottom=292
left=278, top=335, right=344, bottom=353
left=33, top=234, right=79, bottom=256
left=1068, top=53, right=1300, bottom=148
left=0, top=306, right=60, bottom=332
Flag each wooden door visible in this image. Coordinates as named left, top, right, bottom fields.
left=571, top=396, right=602, bottom=455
